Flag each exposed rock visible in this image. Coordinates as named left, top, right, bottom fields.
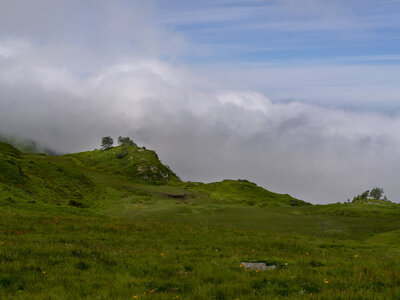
left=241, top=262, right=276, bottom=271
left=137, top=166, right=146, bottom=173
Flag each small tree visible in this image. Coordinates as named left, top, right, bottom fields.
left=370, top=187, right=384, bottom=200
left=360, top=190, right=370, bottom=200
left=118, top=136, right=137, bottom=147
left=101, top=136, right=114, bottom=150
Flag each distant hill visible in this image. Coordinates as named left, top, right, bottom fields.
left=188, top=179, right=310, bottom=207
left=0, top=134, right=58, bottom=155
left=0, top=141, right=307, bottom=208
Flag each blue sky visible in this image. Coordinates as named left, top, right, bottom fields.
left=148, top=0, right=400, bottom=112
left=156, top=0, right=400, bottom=65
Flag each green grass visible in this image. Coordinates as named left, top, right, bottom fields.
left=1, top=141, right=400, bottom=299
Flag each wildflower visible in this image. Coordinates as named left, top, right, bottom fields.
left=144, top=292, right=146, bottom=295
left=133, top=296, right=138, bottom=299
left=256, top=269, right=259, bottom=272
left=251, top=249, right=255, bottom=252
left=240, top=264, right=243, bottom=268
left=306, top=252, right=309, bottom=256
left=285, top=263, right=288, bottom=266
left=161, top=252, right=164, bottom=256
left=354, top=254, right=358, bottom=258
left=43, top=271, right=47, bottom=274
left=324, top=280, right=329, bottom=284
left=0, top=241, right=4, bottom=246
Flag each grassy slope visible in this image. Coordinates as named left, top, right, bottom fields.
left=0, top=142, right=98, bottom=206
left=68, top=146, right=180, bottom=184
left=1, top=141, right=400, bottom=299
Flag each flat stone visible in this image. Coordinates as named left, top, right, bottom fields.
left=241, top=262, right=276, bottom=271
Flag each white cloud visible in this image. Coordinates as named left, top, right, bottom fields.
left=193, top=63, right=400, bottom=108
left=1, top=47, right=400, bottom=204
left=0, top=39, right=31, bottom=59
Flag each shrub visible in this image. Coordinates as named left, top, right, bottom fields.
left=115, top=147, right=128, bottom=159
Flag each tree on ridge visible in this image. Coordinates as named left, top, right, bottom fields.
left=101, top=136, right=114, bottom=150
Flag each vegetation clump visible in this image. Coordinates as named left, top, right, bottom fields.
left=118, top=136, right=137, bottom=147
left=101, top=136, right=114, bottom=150
left=351, top=187, right=391, bottom=204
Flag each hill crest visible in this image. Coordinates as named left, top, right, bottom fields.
left=0, top=141, right=308, bottom=208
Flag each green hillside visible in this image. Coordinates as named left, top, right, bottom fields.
left=0, top=142, right=302, bottom=209
left=0, top=142, right=98, bottom=207
left=1, top=141, right=400, bottom=299
left=68, top=145, right=180, bottom=183
left=191, top=179, right=310, bottom=207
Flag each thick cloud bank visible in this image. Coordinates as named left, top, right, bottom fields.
left=1, top=41, right=399, bottom=204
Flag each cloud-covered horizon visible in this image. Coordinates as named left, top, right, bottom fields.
left=1, top=42, right=400, bottom=204
left=1, top=1, right=400, bottom=204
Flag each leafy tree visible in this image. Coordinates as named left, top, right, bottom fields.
left=101, top=136, right=114, bottom=150
left=360, top=190, right=370, bottom=200
left=370, top=187, right=384, bottom=200
left=118, top=136, right=137, bottom=147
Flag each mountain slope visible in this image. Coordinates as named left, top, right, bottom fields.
left=68, top=145, right=180, bottom=183
left=0, top=142, right=97, bottom=206
left=0, top=141, right=305, bottom=208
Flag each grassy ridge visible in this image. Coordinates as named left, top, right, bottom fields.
left=1, top=141, right=400, bottom=299
left=68, top=146, right=180, bottom=184
left=190, top=180, right=310, bottom=207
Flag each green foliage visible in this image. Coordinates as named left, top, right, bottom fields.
left=361, top=190, right=370, bottom=199
left=101, top=136, right=114, bottom=150
left=371, top=187, right=384, bottom=200
left=352, top=187, right=389, bottom=204
left=118, top=136, right=137, bottom=147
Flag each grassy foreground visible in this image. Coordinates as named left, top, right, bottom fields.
left=1, top=142, right=400, bottom=299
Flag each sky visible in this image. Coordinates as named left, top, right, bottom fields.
left=0, top=0, right=400, bottom=203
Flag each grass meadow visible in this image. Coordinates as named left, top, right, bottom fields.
left=1, top=142, right=400, bottom=299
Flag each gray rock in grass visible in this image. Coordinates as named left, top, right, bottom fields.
left=241, top=262, right=276, bottom=271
